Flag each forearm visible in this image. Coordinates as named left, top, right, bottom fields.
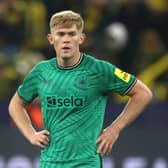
left=111, top=94, right=150, bottom=131
left=8, top=93, right=36, bottom=141
left=111, top=80, right=153, bottom=132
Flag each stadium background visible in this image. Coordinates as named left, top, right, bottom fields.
left=0, top=0, right=168, bottom=167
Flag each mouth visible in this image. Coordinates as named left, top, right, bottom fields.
left=62, top=47, right=71, bottom=54
left=62, top=47, right=71, bottom=50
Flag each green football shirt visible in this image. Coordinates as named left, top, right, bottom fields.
left=18, top=53, right=136, bottom=167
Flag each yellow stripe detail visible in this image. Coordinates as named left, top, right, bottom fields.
left=114, top=68, right=131, bottom=83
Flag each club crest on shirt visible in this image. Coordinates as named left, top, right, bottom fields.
left=114, top=68, right=131, bottom=83
left=75, top=75, right=89, bottom=90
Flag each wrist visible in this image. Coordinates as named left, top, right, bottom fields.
left=110, top=123, right=123, bottom=133
left=27, top=130, right=37, bottom=142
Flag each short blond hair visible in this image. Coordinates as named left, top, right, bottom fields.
left=49, top=10, right=84, bottom=33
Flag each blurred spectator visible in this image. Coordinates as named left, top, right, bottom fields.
left=44, top=1, right=69, bottom=22
left=134, top=29, right=168, bottom=101
left=146, top=0, right=168, bottom=48
left=81, top=0, right=114, bottom=56
left=14, top=49, right=45, bottom=77
left=104, top=22, right=128, bottom=51
left=116, top=0, right=152, bottom=71
left=24, top=0, right=47, bottom=51
left=102, top=22, right=129, bottom=65
left=0, top=56, right=19, bottom=101
left=134, top=29, right=166, bottom=73
left=83, top=0, right=111, bottom=33
left=0, top=0, right=25, bottom=48
left=146, top=0, right=168, bottom=13
left=66, top=0, right=84, bottom=12
left=0, top=0, right=47, bottom=52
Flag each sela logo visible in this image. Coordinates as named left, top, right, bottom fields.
left=46, top=96, right=84, bottom=108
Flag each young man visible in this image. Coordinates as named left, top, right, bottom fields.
left=8, top=10, right=152, bottom=168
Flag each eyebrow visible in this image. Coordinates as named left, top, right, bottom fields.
left=56, top=31, right=77, bottom=35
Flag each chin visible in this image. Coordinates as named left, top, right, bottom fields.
left=62, top=52, right=73, bottom=57
left=62, top=53, right=71, bottom=57
left=62, top=54, right=72, bottom=59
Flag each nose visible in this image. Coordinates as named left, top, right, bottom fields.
left=63, top=34, right=71, bottom=43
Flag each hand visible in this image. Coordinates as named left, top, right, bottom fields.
left=96, top=125, right=120, bottom=156
left=29, top=130, right=50, bottom=148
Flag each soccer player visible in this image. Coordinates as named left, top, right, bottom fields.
left=8, top=10, right=153, bottom=168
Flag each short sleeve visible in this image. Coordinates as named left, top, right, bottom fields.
left=102, top=62, right=137, bottom=95
left=17, top=67, right=39, bottom=103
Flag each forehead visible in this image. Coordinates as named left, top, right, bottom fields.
left=52, top=24, right=79, bottom=33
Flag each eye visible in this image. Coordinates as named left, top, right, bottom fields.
left=68, top=32, right=76, bottom=36
left=57, top=32, right=65, bottom=36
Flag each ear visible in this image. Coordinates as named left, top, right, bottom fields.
left=79, top=33, right=86, bottom=45
left=47, top=34, right=54, bottom=45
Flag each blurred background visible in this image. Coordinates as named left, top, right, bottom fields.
left=0, top=0, right=168, bottom=167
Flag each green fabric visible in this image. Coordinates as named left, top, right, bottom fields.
left=18, top=53, right=136, bottom=167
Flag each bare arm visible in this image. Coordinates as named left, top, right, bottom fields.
left=8, top=92, right=50, bottom=148
left=110, top=79, right=153, bottom=131
left=96, top=80, right=153, bottom=156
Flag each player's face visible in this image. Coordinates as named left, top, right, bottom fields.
left=48, top=24, right=85, bottom=60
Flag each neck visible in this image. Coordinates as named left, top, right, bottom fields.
left=57, top=52, right=82, bottom=68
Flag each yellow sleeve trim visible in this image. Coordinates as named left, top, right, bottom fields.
left=114, top=68, right=131, bottom=83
